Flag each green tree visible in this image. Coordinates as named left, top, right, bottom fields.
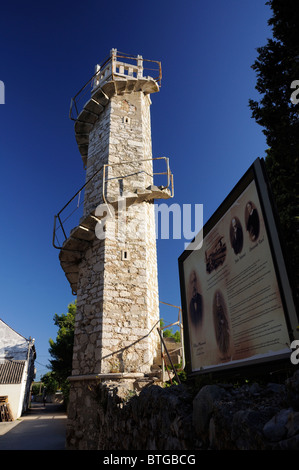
left=48, top=301, right=76, bottom=400
left=31, top=382, right=42, bottom=396
left=249, top=0, right=299, bottom=292
left=160, top=318, right=181, bottom=342
left=40, top=372, right=59, bottom=395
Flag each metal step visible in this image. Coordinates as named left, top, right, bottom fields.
left=91, top=87, right=110, bottom=107
left=58, top=182, right=172, bottom=294
left=74, top=120, right=93, bottom=134
left=59, top=213, right=99, bottom=295
left=84, top=98, right=104, bottom=115
left=77, top=108, right=99, bottom=125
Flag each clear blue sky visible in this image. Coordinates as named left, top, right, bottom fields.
left=0, top=0, right=272, bottom=380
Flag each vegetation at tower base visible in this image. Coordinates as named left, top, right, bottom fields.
left=47, top=301, right=76, bottom=403
left=160, top=318, right=181, bottom=342
left=249, top=0, right=299, bottom=294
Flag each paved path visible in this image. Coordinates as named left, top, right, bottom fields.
left=0, top=402, right=67, bottom=450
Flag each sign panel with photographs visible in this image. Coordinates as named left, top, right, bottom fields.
left=179, top=159, right=298, bottom=375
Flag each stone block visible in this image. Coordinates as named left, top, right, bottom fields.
left=193, top=385, right=226, bottom=438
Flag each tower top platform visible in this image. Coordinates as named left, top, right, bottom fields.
left=69, top=49, right=162, bottom=165
left=92, top=48, right=162, bottom=94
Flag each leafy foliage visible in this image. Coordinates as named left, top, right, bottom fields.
left=31, top=382, right=42, bottom=396
left=47, top=301, right=76, bottom=401
left=40, top=371, right=59, bottom=394
left=160, top=318, right=181, bottom=342
left=249, top=0, right=299, bottom=292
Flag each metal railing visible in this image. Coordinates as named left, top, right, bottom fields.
left=102, top=156, right=173, bottom=209
left=52, top=166, right=103, bottom=250
left=69, top=49, right=162, bottom=121
left=53, top=157, right=173, bottom=250
left=158, top=301, right=185, bottom=384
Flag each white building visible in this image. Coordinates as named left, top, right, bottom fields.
left=0, top=319, right=36, bottom=420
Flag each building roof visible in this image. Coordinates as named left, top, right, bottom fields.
left=0, top=318, right=36, bottom=363
left=0, top=361, right=26, bottom=384
left=0, top=319, right=28, bottom=341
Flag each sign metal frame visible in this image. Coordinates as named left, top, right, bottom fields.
left=178, top=158, right=298, bottom=377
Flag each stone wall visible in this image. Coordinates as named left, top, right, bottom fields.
left=67, top=80, right=165, bottom=445
left=66, top=369, right=299, bottom=450
left=71, top=89, right=160, bottom=377
left=192, top=370, right=299, bottom=450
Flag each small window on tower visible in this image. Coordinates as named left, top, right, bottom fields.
left=121, top=250, right=130, bottom=261
left=123, top=116, right=130, bottom=125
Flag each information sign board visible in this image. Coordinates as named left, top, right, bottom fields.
left=178, top=159, right=298, bottom=376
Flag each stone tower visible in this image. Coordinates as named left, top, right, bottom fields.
left=54, top=49, right=173, bottom=448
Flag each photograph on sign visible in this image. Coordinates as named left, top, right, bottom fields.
left=179, top=161, right=296, bottom=375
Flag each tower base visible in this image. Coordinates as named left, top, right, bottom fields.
left=66, top=372, right=161, bottom=450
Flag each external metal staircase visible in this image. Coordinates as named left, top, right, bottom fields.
left=53, top=158, right=174, bottom=295
left=54, top=50, right=173, bottom=295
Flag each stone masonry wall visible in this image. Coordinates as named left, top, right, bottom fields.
left=67, top=84, right=162, bottom=446
left=66, top=369, right=299, bottom=450
left=71, top=89, right=160, bottom=376
left=83, top=91, right=153, bottom=215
